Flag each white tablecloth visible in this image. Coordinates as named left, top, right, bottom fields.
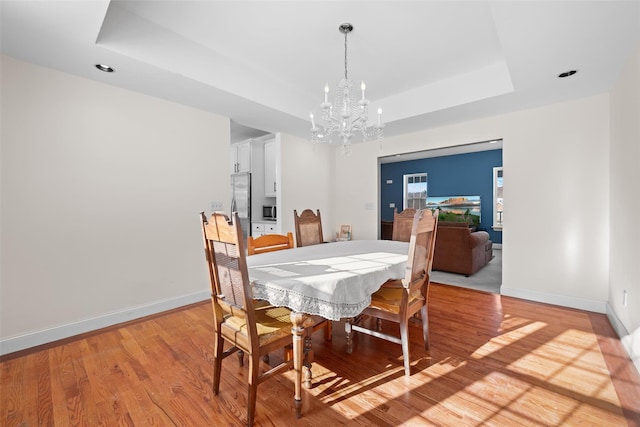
left=246, top=240, right=409, bottom=320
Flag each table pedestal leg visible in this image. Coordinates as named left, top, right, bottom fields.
left=345, top=318, right=353, bottom=354
left=290, top=312, right=306, bottom=419
left=304, top=335, right=313, bottom=389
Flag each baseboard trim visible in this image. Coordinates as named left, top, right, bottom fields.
left=606, top=303, right=640, bottom=376
left=0, top=291, right=210, bottom=356
left=499, top=285, right=607, bottom=313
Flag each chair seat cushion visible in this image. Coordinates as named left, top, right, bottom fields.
left=222, top=305, right=317, bottom=347
left=369, top=285, right=423, bottom=314
left=222, top=305, right=291, bottom=347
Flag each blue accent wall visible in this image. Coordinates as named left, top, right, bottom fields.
left=380, top=149, right=502, bottom=243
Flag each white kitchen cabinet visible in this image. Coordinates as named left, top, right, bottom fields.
left=252, top=223, right=264, bottom=237
left=230, top=140, right=251, bottom=174
left=264, top=139, right=277, bottom=196
left=252, top=221, right=278, bottom=237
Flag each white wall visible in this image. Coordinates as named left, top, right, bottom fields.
left=333, top=142, right=383, bottom=240
left=0, top=56, right=230, bottom=354
left=333, top=94, right=611, bottom=313
left=609, top=43, right=640, bottom=371
left=278, top=133, right=334, bottom=243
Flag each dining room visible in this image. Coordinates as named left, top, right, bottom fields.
left=2, top=1, right=640, bottom=426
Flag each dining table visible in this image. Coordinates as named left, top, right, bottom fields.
left=246, top=239, right=409, bottom=418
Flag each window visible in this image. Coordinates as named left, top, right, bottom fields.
left=403, top=173, right=427, bottom=210
left=493, top=167, right=503, bottom=229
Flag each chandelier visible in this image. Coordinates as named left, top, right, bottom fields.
left=310, top=23, right=384, bottom=155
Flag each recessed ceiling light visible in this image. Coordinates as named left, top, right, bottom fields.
left=95, top=64, right=114, bottom=73
left=558, top=70, right=577, bottom=78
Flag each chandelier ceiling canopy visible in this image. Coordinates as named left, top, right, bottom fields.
left=310, top=23, right=384, bottom=155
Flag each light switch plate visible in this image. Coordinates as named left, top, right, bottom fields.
left=389, top=202, right=395, bottom=208
left=211, top=201, right=223, bottom=211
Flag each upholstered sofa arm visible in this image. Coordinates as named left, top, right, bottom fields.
left=469, top=231, right=489, bottom=248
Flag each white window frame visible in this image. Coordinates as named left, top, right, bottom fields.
left=493, top=167, right=503, bottom=230
left=403, top=173, right=428, bottom=210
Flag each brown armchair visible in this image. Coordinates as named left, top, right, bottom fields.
left=432, top=222, right=493, bottom=276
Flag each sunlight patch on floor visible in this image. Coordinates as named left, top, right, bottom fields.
left=471, top=320, right=548, bottom=359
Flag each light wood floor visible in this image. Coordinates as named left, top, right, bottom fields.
left=2, top=283, right=639, bottom=426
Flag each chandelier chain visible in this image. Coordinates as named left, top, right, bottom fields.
left=344, top=30, right=348, bottom=80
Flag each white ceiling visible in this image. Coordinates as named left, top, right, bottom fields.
left=2, top=1, right=639, bottom=142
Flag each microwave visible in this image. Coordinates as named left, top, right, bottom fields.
left=262, top=205, right=276, bottom=220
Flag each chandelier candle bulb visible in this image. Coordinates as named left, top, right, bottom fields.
left=361, top=81, right=366, bottom=101
left=310, top=113, right=315, bottom=129
left=324, top=84, right=329, bottom=103
left=378, top=108, right=382, bottom=127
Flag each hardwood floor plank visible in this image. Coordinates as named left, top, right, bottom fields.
left=35, top=350, right=54, bottom=426
left=2, top=356, right=30, bottom=426
left=48, top=346, right=74, bottom=426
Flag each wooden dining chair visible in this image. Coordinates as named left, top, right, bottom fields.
left=345, top=209, right=439, bottom=376
left=293, top=209, right=324, bottom=247
left=200, top=211, right=320, bottom=426
left=391, top=208, right=417, bottom=242
left=247, top=232, right=294, bottom=255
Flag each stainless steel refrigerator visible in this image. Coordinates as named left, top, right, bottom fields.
left=230, top=172, right=251, bottom=239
